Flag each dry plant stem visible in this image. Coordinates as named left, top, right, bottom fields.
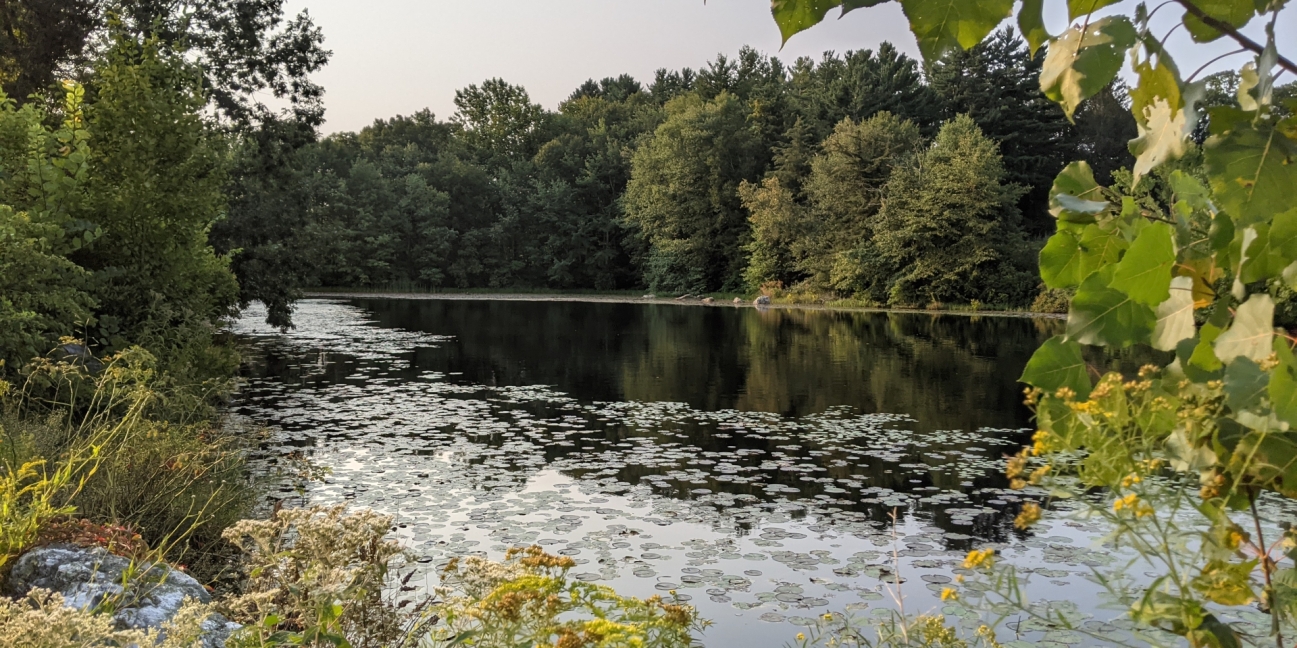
left=887, top=508, right=907, bottom=642
left=1173, top=0, right=1297, bottom=74
left=1248, top=494, right=1282, bottom=648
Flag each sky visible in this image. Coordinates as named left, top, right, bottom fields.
left=284, top=0, right=1295, bottom=135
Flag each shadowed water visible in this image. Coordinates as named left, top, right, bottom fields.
left=229, top=298, right=1264, bottom=646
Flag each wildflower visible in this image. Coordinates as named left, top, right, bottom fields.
left=1010, top=478, right=1027, bottom=490
left=822, top=613, right=833, bottom=621
left=940, top=587, right=958, bottom=601
left=1028, top=465, right=1050, bottom=485
left=1054, top=387, right=1076, bottom=401
left=1005, top=453, right=1027, bottom=479
left=1031, top=430, right=1051, bottom=456
left=1113, top=493, right=1139, bottom=512
left=962, top=548, right=994, bottom=569
left=1015, top=502, right=1041, bottom=529
left=1120, top=473, right=1141, bottom=488
left=955, top=574, right=964, bottom=583
left=796, top=633, right=806, bottom=642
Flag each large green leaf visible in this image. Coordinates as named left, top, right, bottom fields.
left=1182, top=0, right=1258, bottom=43
left=1049, top=161, right=1109, bottom=223
left=1018, top=0, right=1049, bottom=56
left=1040, top=16, right=1138, bottom=120
left=1224, top=356, right=1269, bottom=411
left=1229, top=429, right=1297, bottom=498
left=1129, top=58, right=1189, bottom=181
left=1039, top=223, right=1126, bottom=288
left=1267, top=206, right=1297, bottom=258
left=897, top=0, right=1014, bottom=63
left=1110, top=221, right=1175, bottom=305
left=1066, top=270, right=1156, bottom=347
left=1239, top=224, right=1291, bottom=283
left=772, top=0, right=844, bottom=44
left=1067, top=0, right=1123, bottom=21
left=1271, top=338, right=1297, bottom=427
left=1152, top=276, right=1196, bottom=351
left=1214, top=293, right=1275, bottom=363
left=1021, top=335, right=1091, bottom=398
left=1205, top=114, right=1297, bottom=227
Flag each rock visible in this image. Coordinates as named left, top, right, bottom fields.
left=642, top=294, right=656, bottom=299
left=702, top=297, right=714, bottom=304
left=753, top=295, right=772, bottom=306
left=5, top=544, right=241, bottom=647
left=732, top=297, right=743, bottom=304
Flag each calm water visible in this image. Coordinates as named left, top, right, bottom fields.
left=229, top=298, right=1198, bottom=646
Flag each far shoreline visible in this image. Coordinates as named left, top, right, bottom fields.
left=303, top=290, right=1067, bottom=320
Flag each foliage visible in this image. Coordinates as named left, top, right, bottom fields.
left=0, top=83, right=96, bottom=374
left=220, top=505, right=422, bottom=648
left=790, top=611, right=1003, bottom=648
left=0, top=588, right=213, bottom=648
left=4, top=347, right=252, bottom=581
left=624, top=92, right=766, bottom=293
left=776, top=0, right=1297, bottom=645
left=432, top=545, right=707, bottom=648
left=78, top=28, right=240, bottom=379
left=873, top=115, right=1037, bottom=308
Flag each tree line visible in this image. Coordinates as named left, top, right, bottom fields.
left=218, top=29, right=1166, bottom=326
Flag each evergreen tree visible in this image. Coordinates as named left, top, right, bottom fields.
left=1071, top=81, right=1137, bottom=185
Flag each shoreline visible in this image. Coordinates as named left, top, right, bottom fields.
left=303, top=290, right=1067, bottom=320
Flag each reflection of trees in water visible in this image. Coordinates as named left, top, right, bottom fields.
left=240, top=299, right=1059, bottom=546
left=620, top=306, right=1059, bottom=429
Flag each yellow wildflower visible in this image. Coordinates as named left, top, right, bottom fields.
left=1029, top=465, right=1050, bottom=485
left=796, top=633, right=806, bottom=642
left=1113, top=493, right=1139, bottom=512
left=940, top=587, right=959, bottom=601
left=1120, top=473, right=1141, bottom=488
left=1015, top=502, right=1041, bottom=529
left=962, top=548, right=995, bottom=569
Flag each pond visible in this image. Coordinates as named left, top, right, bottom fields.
left=227, top=298, right=1231, bottom=646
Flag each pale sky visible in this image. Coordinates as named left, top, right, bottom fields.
left=285, top=0, right=1295, bottom=135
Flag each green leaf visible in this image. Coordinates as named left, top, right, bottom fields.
left=1205, top=115, right=1297, bottom=227
left=1268, top=206, right=1297, bottom=258
left=1182, top=0, right=1257, bottom=43
left=1152, top=276, right=1196, bottom=351
left=897, top=0, right=1014, bottom=63
left=1110, top=221, right=1175, bottom=305
left=1067, top=0, right=1123, bottom=21
left=1239, top=224, right=1291, bottom=283
left=1230, top=429, right=1297, bottom=497
left=772, top=0, right=845, bottom=44
left=1020, top=335, right=1091, bottom=398
left=1271, top=338, right=1297, bottom=427
left=1066, top=270, right=1156, bottom=347
left=1129, top=58, right=1189, bottom=182
left=1214, top=293, right=1275, bottom=363
left=1040, top=16, right=1138, bottom=120
left=1018, top=0, right=1049, bottom=56
left=1039, top=223, right=1126, bottom=288
left=1224, top=356, right=1268, bottom=411
left=1049, top=162, right=1108, bottom=223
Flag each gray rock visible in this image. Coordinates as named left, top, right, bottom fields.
left=753, top=295, right=772, bottom=306
left=5, top=544, right=240, bottom=647
left=732, top=297, right=743, bottom=304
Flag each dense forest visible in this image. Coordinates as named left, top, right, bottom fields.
left=211, top=29, right=1295, bottom=325
left=211, top=30, right=1121, bottom=324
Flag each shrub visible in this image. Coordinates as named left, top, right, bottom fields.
left=433, top=545, right=707, bottom=648
left=220, top=505, right=422, bottom=648
left=0, top=588, right=212, bottom=648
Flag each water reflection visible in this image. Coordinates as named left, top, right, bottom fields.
left=232, top=299, right=1110, bottom=647
left=350, top=298, right=1058, bottom=428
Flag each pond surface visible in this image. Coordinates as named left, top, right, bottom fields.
left=228, top=298, right=1207, bottom=646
